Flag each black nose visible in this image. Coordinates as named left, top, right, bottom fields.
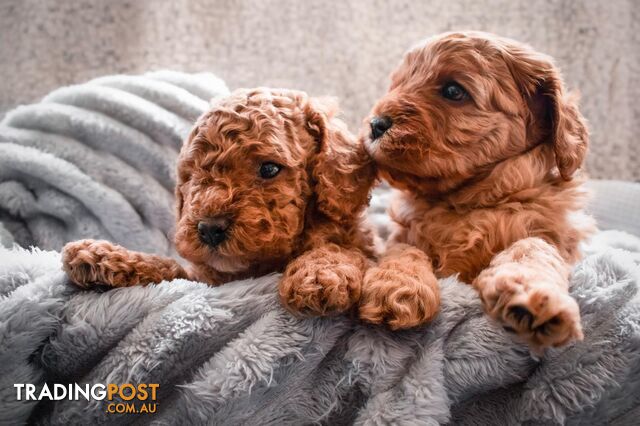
left=197, top=217, right=231, bottom=247
left=370, top=116, right=393, bottom=140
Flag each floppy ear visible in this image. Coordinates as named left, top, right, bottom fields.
left=175, top=149, right=189, bottom=219
left=175, top=124, right=201, bottom=219
left=303, top=97, right=376, bottom=223
left=501, top=44, right=588, bottom=180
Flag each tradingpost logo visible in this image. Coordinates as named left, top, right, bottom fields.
left=14, top=383, right=159, bottom=414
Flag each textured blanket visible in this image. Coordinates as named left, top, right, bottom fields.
left=1, top=231, right=640, bottom=425
left=0, top=70, right=228, bottom=254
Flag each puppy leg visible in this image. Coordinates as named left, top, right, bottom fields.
left=279, top=243, right=368, bottom=316
left=62, top=239, right=189, bottom=288
left=359, top=244, right=440, bottom=329
left=473, top=237, right=583, bottom=352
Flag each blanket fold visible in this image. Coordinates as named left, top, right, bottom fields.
left=1, top=231, right=639, bottom=425
left=0, top=71, right=228, bottom=254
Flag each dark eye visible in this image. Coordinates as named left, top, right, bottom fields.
left=259, top=162, right=282, bottom=179
left=442, top=82, right=468, bottom=101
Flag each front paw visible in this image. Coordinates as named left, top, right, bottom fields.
left=359, top=266, right=440, bottom=330
left=475, top=269, right=583, bottom=352
left=62, top=239, right=129, bottom=288
left=279, top=247, right=364, bottom=316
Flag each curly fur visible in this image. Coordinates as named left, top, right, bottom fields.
left=359, top=243, right=440, bottom=329
left=62, top=239, right=188, bottom=287
left=360, top=31, right=595, bottom=351
left=63, top=88, right=376, bottom=317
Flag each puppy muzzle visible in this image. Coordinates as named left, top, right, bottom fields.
left=197, top=216, right=232, bottom=248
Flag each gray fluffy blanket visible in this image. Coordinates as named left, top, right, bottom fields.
left=0, top=71, right=228, bottom=254
left=1, top=231, right=640, bottom=425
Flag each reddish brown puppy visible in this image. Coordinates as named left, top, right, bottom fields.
left=63, top=88, right=376, bottom=317
left=359, top=31, right=594, bottom=351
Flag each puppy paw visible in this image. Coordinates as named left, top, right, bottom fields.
left=62, top=239, right=134, bottom=288
left=475, top=269, right=583, bottom=352
left=279, top=246, right=365, bottom=316
left=359, top=266, right=440, bottom=330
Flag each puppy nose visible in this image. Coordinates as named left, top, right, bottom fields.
left=197, top=217, right=231, bottom=247
left=370, top=116, right=393, bottom=140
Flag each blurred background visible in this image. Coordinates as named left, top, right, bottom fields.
left=1, top=0, right=638, bottom=180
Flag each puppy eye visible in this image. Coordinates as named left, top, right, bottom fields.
left=259, top=162, right=282, bottom=179
left=442, top=82, right=469, bottom=102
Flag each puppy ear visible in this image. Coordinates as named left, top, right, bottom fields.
left=175, top=125, right=200, bottom=218
left=175, top=151, right=188, bottom=219
left=304, top=97, right=375, bottom=223
left=502, top=45, right=588, bottom=180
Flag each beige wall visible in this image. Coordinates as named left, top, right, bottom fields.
left=1, top=0, right=638, bottom=180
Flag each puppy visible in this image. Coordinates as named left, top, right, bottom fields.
left=62, top=88, right=376, bottom=317
left=359, top=31, right=594, bottom=351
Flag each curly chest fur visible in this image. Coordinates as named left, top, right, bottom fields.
left=388, top=186, right=594, bottom=283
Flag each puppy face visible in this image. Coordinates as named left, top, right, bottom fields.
left=175, top=88, right=372, bottom=274
left=363, top=31, right=588, bottom=195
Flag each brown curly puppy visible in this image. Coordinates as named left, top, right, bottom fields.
left=359, top=31, right=594, bottom=351
left=63, top=88, right=376, bottom=317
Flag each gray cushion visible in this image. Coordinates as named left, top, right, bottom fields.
left=586, top=180, right=640, bottom=237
